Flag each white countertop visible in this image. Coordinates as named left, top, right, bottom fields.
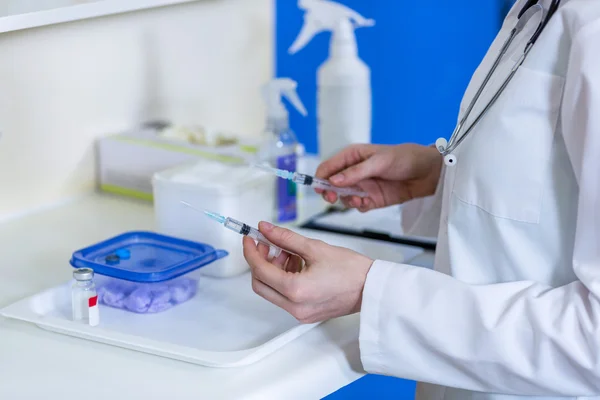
left=0, top=193, right=433, bottom=399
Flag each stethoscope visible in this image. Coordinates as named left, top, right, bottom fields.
left=435, top=0, right=561, bottom=166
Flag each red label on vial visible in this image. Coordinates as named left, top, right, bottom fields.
left=88, top=295, right=98, bottom=308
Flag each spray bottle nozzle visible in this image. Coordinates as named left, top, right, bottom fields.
left=262, top=78, right=307, bottom=116
left=289, top=0, right=375, bottom=55
left=262, top=78, right=307, bottom=131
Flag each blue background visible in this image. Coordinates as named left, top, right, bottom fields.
left=275, top=1, right=516, bottom=398
left=275, top=0, right=515, bottom=155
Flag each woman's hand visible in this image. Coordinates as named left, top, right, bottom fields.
left=315, top=143, right=443, bottom=212
left=242, top=222, right=374, bottom=324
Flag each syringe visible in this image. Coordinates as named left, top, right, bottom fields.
left=180, top=202, right=285, bottom=260
left=253, top=163, right=368, bottom=198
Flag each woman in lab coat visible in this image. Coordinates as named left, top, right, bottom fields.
left=243, top=1, right=600, bottom=398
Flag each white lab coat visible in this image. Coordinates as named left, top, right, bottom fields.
left=359, top=0, right=600, bottom=399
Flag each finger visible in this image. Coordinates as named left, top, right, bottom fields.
left=257, top=247, right=290, bottom=268
left=358, top=198, right=375, bottom=213
left=315, top=151, right=350, bottom=180
left=329, top=158, right=380, bottom=188
left=340, top=196, right=353, bottom=209
left=272, top=251, right=291, bottom=269
left=257, top=242, right=270, bottom=259
left=258, top=241, right=288, bottom=264
left=244, top=236, right=259, bottom=255
left=243, top=237, right=290, bottom=294
left=258, top=222, right=317, bottom=261
left=322, top=191, right=338, bottom=204
left=340, top=195, right=363, bottom=209
left=350, top=196, right=364, bottom=208
left=247, top=237, right=278, bottom=264
left=315, top=144, right=377, bottom=180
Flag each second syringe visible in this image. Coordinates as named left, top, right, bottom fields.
left=253, top=164, right=368, bottom=198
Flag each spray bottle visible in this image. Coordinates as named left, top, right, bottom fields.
left=261, top=78, right=308, bottom=224
left=289, top=0, right=375, bottom=161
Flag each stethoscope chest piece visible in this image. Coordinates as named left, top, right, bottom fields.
left=444, top=153, right=457, bottom=167
left=435, top=137, right=457, bottom=167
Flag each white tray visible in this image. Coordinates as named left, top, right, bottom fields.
left=0, top=229, right=423, bottom=368
left=1, top=272, right=322, bottom=368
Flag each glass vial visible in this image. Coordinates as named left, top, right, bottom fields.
left=71, top=268, right=97, bottom=323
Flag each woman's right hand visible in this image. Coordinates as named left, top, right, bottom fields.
left=315, top=143, right=443, bottom=212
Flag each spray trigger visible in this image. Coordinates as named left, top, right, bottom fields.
left=290, top=0, right=375, bottom=55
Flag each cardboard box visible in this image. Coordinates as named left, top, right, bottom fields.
left=96, top=128, right=261, bottom=201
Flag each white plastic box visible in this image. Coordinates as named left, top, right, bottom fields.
left=153, top=160, right=275, bottom=278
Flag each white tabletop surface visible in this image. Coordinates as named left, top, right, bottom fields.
left=0, top=193, right=434, bottom=399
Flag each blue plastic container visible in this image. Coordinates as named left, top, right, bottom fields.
left=70, top=231, right=228, bottom=314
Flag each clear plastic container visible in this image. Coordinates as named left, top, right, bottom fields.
left=70, top=231, right=228, bottom=314
left=152, top=159, right=275, bottom=278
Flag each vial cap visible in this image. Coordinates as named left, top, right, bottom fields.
left=73, top=267, right=94, bottom=281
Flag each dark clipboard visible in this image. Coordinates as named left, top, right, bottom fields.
left=300, top=207, right=437, bottom=251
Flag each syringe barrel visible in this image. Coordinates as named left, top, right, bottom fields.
left=291, top=173, right=310, bottom=186
left=247, top=227, right=283, bottom=259
left=224, top=218, right=245, bottom=234
left=225, top=218, right=283, bottom=259
left=310, top=177, right=369, bottom=198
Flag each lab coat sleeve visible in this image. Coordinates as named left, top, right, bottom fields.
left=359, top=23, right=600, bottom=396
left=401, top=163, right=445, bottom=238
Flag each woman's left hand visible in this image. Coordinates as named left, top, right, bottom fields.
left=242, top=222, right=374, bottom=324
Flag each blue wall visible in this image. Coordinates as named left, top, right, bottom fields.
left=275, top=1, right=514, bottom=398
left=276, top=0, right=508, bottom=155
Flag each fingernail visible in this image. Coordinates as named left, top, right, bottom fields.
left=260, top=221, right=274, bottom=231
left=330, top=174, right=344, bottom=184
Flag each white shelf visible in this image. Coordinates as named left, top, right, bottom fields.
left=0, top=0, right=200, bottom=33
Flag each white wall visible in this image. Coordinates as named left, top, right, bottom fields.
left=0, top=0, right=273, bottom=219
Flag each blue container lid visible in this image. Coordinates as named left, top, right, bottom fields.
left=70, top=231, right=228, bottom=283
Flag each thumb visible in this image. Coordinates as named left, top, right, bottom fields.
left=258, top=222, right=315, bottom=261
left=329, top=157, right=380, bottom=187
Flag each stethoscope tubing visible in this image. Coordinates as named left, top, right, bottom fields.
left=436, top=1, right=559, bottom=166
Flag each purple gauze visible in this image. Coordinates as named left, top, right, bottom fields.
left=97, top=278, right=198, bottom=313
left=124, top=285, right=171, bottom=313
left=99, top=282, right=134, bottom=308
left=169, top=278, right=198, bottom=304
